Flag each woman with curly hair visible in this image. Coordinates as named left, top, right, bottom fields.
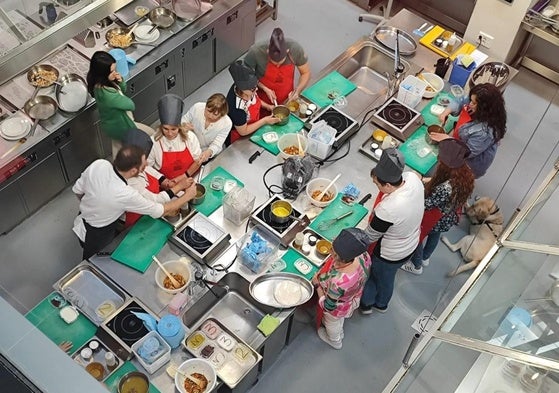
left=401, top=139, right=475, bottom=275
left=430, top=83, right=507, bottom=178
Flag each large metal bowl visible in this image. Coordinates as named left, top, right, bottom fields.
left=272, top=105, right=290, bottom=126
left=249, top=272, right=314, bottom=308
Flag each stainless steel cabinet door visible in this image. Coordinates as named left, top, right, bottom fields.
left=0, top=181, right=27, bottom=234
left=214, top=4, right=256, bottom=72
left=182, top=28, right=215, bottom=96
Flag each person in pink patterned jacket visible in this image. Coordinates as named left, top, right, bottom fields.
left=312, top=228, right=372, bottom=349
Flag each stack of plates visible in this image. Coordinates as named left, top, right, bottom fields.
left=0, top=117, right=31, bottom=140
left=134, top=25, right=160, bottom=43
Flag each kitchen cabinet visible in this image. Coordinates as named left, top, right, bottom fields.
left=0, top=181, right=27, bottom=235
left=180, top=27, right=216, bottom=96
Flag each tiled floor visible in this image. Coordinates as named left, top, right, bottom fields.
left=1, top=0, right=559, bottom=392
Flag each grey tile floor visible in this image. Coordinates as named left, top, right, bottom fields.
left=1, top=0, right=559, bottom=392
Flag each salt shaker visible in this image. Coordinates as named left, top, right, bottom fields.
left=104, top=352, right=118, bottom=372
left=80, top=347, right=92, bottom=364
left=294, top=232, right=305, bottom=248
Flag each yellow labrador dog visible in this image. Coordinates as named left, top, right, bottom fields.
left=442, top=197, right=504, bottom=276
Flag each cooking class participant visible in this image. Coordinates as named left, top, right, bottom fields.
left=429, top=83, right=507, bottom=178
left=401, top=139, right=475, bottom=275
left=148, top=94, right=202, bottom=185
left=181, top=93, right=232, bottom=163
left=244, top=27, right=311, bottom=109
left=312, top=228, right=372, bottom=349
left=225, top=60, right=280, bottom=145
left=86, top=51, right=154, bottom=157
left=359, top=148, right=424, bottom=314
left=72, top=145, right=196, bottom=260
left=123, top=128, right=195, bottom=227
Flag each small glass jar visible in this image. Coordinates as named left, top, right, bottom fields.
left=88, top=340, right=99, bottom=353
left=294, top=232, right=305, bottom=248
left=80, top=347, right=93, bottom=363
left=210, top=176, right=224, bottom=191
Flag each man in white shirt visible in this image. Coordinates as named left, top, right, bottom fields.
left=72, top=144, right=196, bottom=260
left=360, top=148, right=424, bottom=314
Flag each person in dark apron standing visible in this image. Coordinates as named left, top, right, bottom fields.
left=244, top=27, right=311, bottom=113
left=225, top=60, right=280, bottom=146
left=148, top=94, right=202, bottom=186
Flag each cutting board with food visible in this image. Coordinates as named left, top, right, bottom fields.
left=419, top=26, right=475, bottom=60
left=196, top=166, right=244, bottom=216
left=281, top=249, right=317, bottom=280
left=302, top=71, right=357, bottom=108
left=309, top=194, right=369, bottom=241
left=250, top=114, right=305, bottom=155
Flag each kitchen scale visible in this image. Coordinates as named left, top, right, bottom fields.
left=97, top=298, right=157, bottom=360
left=371, top=98, right=423, bottom=141
left=306, top=105, right=359, bottom=148
left=169, top=212, right=231, bottom=264
left=250, top=196, right=310, bottom=246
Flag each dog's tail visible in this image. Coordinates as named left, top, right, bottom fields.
left=447, top=260, right=480, bottom=277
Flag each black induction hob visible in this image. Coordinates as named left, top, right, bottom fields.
left=371, top=98, right=424, bottom=141
left=306, top=105, right=359, bottom=148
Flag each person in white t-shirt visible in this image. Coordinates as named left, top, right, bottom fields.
left=182, top=94, right=232, bottom=163
left=359, top=148, right=424, bottom=314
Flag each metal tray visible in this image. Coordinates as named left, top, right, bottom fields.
left=373, top=26, right=417, bottom=56
left=183, top=317, right=262, bottom=389
left=54, top=261, right=129, bottom=325
left=249, top=272, right=314, bottom=308
left=289, top=228, right=329, bottom=267
left=429, top=30, right=464, bottom=57
left=358, top=135, right=400, bottom=162
left=72, top=337, right=122, bottom=381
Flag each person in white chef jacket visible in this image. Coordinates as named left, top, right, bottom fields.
left=72, top=144, right=196, bottom=260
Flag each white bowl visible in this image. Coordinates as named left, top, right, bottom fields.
left=277, top=133, right=308, bottom=159
left=155, top=259, right=192, bottom=294
left=421, top=72, right=444, bottom=98
left=306, top=177, right=339, bottom=207
left=174, top=358, right=217, bottom=393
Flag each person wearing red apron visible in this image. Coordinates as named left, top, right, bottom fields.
left=225, top=61, right=280, bottom=146
left=147, top=94, right=202, bottom=182
left=401, top=139, right=475, bottom=275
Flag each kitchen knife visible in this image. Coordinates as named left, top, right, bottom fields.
left=358, top=193, right=372, bottom=205
left=248, top=150, right=262, bottom=163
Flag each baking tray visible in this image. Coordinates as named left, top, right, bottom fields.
left=53, top=261, right=129, bottom=325
left=72, top=337, right=123, bottom=381
left=249, top=272, right=314, bottom=308
left=373, top=26, right=417, bottom=56
left=184, top=317, right=262, bottom=389
left=289, top=228, right=330, bottom=267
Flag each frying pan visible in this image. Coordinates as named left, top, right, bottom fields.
left=146, top=7, right=177, bottom=34
left=105, top=27, right=157, bottom=49
left=27, top=64, right=60, bottom=100
left=55, top=73, right=89, bottom=113
left=24, top=95, right=58, bottom=136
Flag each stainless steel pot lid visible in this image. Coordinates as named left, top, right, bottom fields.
left=249, top=272, right=314, bottom=308
left=373, top=26, right=417, bottom=56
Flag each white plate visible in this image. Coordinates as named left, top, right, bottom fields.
left=0, top=117, right=31, bottom=139
left=135, top=25, right=160, bottom=42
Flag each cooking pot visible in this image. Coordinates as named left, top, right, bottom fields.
left=425, top=124, right=445, bottom=145
left=272, top=105, right=290, bottom=126
left=270, top=200, right=299, bottom=224
left=191, top=183, right=206, bottom=205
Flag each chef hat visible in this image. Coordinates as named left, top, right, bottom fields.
left=158, top=94, right=184, bottom=126
left=372, top=148, right=405, bottom=183
left=268, top=28, right=287, bottom=62
left=123, top=128, right=153, bottom=156
left=332, top=228, right=370, bottom=262
left=228, top=60, right=258, bottom=91
left=438, top=138, right=471, bottom=169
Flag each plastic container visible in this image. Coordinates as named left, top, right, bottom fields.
left=449, top=55, right=476, bottom=88
left=277, top=133, right=308, bottom=159
left=131, top=330, right=171, bottom=374
left=237, top=225, right=280, bottom=274
left=306, top=120, right=337, bottom=160
left=222, top=186, right=256, bottom=225
left=306, top=177, right=338, bottom=207
left=154, top=259, right=192, bottom=294
left=397, top=75, right=427, bottom=108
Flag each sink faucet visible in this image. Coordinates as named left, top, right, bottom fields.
left=194, top=270, right=229, bottom=298
left=386, top=29, right=405, bottom=97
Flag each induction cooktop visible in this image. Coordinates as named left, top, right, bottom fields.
left=371, top=98, right=423, bottom=141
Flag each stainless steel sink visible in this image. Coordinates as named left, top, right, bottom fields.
left=182, top=272, right=275, bottom=344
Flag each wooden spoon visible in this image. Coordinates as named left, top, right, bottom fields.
left=152, top=255, right=181, bottom=289
left=1, top=137, right=27, bottom=159
left=127, top=22, right=139, bottom=37
left=296, top=133, right=303, bottom=156
left=166, top=363, right=206, bottom=385
left=316, top=173, right=340, bottom=202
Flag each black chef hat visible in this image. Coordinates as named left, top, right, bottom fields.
left=372, top=148, right=405, bottom=183
left=269, top=28, right=287, bottom=62
left=229, top=60, right=258, bottom=91
left=123, top=128, right=153, bottom=156
left=333, top=228, right=370, bottom=262
left=438, top=138, right=471, bottom=169
left=158, top=94, right=184, bottom=126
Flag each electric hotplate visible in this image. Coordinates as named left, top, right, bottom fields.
left=307, top=105, right=358, bottom=147
left=371, top=98, right=423, bottom=141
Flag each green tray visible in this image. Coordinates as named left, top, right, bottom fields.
left=281, top=249, right=317, bottom=280
left=399, top=92, right=452, bottom=175
left=196, top=166, right=244, bottom=216
left=25, top=292, right=96, bottom=354
left=309, top=195, right=369, bottom=241
left=301, top=71, right=357, bottom=108
left=104, top=361, right=160, bottom=393
left=250, top=114, right=305, bottom=155
left=111, top=216, right=173, bottom=272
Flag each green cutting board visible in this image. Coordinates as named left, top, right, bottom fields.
left=25, top=292, right=96, bottom=354
left=399, top=92, right=452, bottom=175
left=281, top=249, right=317, bottom=280
left=111, top=216, right=173, bottom=272
left=309, top=194, right=369, bottom=241
left=104, top=361, right=160, bottom=393
left=250, top=114, right=305, bottom=155
left=302, top=71, right=357, bottom=108
left=196, top=166, right=244, bottom=216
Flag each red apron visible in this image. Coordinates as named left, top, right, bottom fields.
left=315, top=192, right=383, bottom=330
left=124, top=172, right=160, bottom=228
left=229, top=95, right=262, bottom=144
left=257, top=54, right=296, bottom=107
left=452, top=106, right=472, bottom=139
left=158, top=140, right=194, bottom=179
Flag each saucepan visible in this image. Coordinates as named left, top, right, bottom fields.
left=27, top=64, right=60, bottom=100
left=55, top=73, right=89, bottom=113
left=425, top=124, right=445, bottom=145
left=24, top=95, right=58, bottom=136
left=146, top=7, right=177, bottom=34
left=270, top=200, right=306, bottom=224
left=191, top=183, right=206, bottom=205
left=105, top=27, right=157, bottom=49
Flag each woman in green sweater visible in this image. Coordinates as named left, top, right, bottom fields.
left=87, top=51, right=153, bottom=156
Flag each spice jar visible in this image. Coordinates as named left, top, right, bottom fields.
left=294, top=232, right=305, bottom=249
left=104, top=352, right=118, bottom=372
